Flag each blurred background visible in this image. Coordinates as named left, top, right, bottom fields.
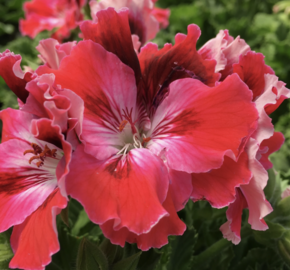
left=0, top=0, right=290, bottom=269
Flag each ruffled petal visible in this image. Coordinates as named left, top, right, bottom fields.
left=198, top=30, right=229, bottom=73
left=37, top=40, right=137, bottom=160
left=147, top=74, right=258, bottom=173
left=138, top=24, right=220, bottom=111
left=257, top=132, right=284, bottom=170
left=81, top=8, right=141, bottom=81
left=240, top=140, right=273, bottom=230
left=151, top=7, right=170, bottom=29
left=233, top=51, right=274, bottom=99
left=191, top=152, right=251, bottom=208
left=100, top=187, right=185, bottom=250
left=264, top=75, right=290, bottom=115
left=220, top=188, right=247, bottom=245
left=9, top=189, right=67, bottom=270
left=66, top=146, right=169, bottom=235
left=0, top=50, right=32, bottom=103
left=220, top=35, right=250, bottom=79
left=36, top=38, right=76, bottom=69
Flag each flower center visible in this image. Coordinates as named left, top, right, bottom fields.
left=23, top=143, right=57, bottom=167
left=117, top=108, right=151, bottom=157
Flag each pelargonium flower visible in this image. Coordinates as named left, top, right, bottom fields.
left=89, top=0, right=170, bottom=51
left=20, top=0, right=86, bottom=41
left=0, top=109, right=71, bottom=270
left=198, top=30, right=290, bottom=244
left=37, top=8, right=259, bottom=249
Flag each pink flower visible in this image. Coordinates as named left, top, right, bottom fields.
left=0, top=109, right=71, bottom=270
left=198, top=30, right=290, bottom=244
left=89, top=0, right=170, bottom=48
left=20, top=0, right=86, bottom=41
left=37, top=8, right=259, bottom=249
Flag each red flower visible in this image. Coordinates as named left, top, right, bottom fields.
left=198, top=30, right=290, bottom=244
left=0, top=109, right=70, bottom=270
left=89, top=0, right=170, bottom=51
left=36, top=8, right=259, bottom=249
left=20, top=0, right=86, bottom=41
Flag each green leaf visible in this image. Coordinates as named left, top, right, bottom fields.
left=0, top=231, right=13, bottom=268
left=253, top=221, right=286, bottom=246
left=167, top=227, right=197, bottom=270
left=71, top=209, right=91, bottom=236
left=112, top=252, right=141, bottom=270
left=76, top=238, right=109, bottom=270
left=99, top=238, right=123, bottom=266
left=234, top=248, right=284, bottom=270
left=137, top=249, right=162, bottom=270
left=60, top=206, right=69, bottom=227
left=277, top=232, right=290, bottom=267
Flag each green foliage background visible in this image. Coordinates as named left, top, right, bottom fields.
left=0, top=0, right=290, bottom=269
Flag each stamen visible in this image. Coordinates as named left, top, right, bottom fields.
left=119, top=120, right=128, bottom=132
left=24, top=143, right=57, bottom=167
left=29, top=155, right=41, bottom=164
left=23, top=149, right=35, bottom=155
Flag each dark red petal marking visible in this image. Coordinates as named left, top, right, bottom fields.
left=138, top=24, right=220, bottom=113
left=81, top=8, right=141, bottom=83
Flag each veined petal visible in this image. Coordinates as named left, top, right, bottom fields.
left=0, top=139, right=59, bottom=232
left=138, top=24, right=219, bottom=112
left=147, top=74, right=258, bottom=173
left=37, top=40, right=138, bottom=159
left=81, top=7, right=141, bottom=81
left=100, top=188, right=185, bottom=250
left=0, top=108, right=37, bottom=143
left=66, top=146, right=169, bottom=234
left=9, top=189, right=67, bottom=270
left=191, top=152, right=251, bottom=208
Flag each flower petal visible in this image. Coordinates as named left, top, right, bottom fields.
left=9, top=189, right=67, bottom=270
left=37, top=40, right=138, bottom=160
left=0, top=50, right=32, bottom=103
left=191, top=152, right=251, bottom=208
left=220, top=188, right=247, bottom=245
left=148, top=74, right=258, bottom=173
left=233, top=51, right=274, bottom=99
left=66, top=146, right=169, bottom=234
left=100, top=188, right=185, bottom=250
left=138, top=24, right=220, bottom=111
left=36, top=38, right=76, bottom=69
left=0, top=139, right=58, bottom=232
left=258, top=132, right=284, bottom=170
left=81, top=7, right=141, bottom=81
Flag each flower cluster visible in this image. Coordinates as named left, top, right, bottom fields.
left=0, top=1, right=289, bottom=270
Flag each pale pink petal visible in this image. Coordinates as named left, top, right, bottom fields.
left=220, top=36, right=251, bottom=79
left=198, top=30, right=229, bottom=73
left=36, top=38, right=76, bottom=69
